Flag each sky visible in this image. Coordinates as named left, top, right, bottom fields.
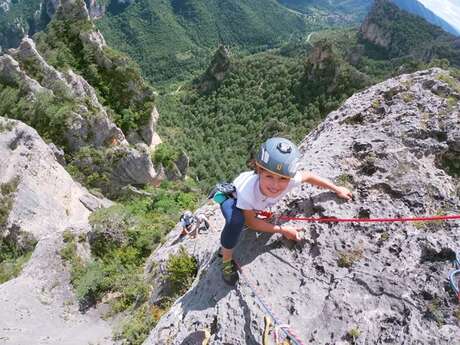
left=418, top=0, right=460, bottom=33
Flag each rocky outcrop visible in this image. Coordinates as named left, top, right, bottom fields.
left=0, top=0, right=11, bottom=13
left=144, top=68, right=460, bottom=344
left=305, top=40, right=340, bottom=90
left=0, top=0, right=105, bottom=54
left=304, top=39, right=370, bottom=96
left=0, top=0, right=168, bottom=190
left=0, top=54, right=48, bottom=96
left=5, top=37, right=127, bottom=151
left=360, top=0, right=460, bottom=66
left=111, top=144, right=162, bottom=187
left=0, top=117, right=113, bottom=344
left=360, top=18, right=392, bottom=48
left=142, top=105, right=162, bottom=148
left=127, top=105, right=162, bottom=148
left=197, top=45, right=230, bottom=93
left=85, top=0, right=105, bottom=18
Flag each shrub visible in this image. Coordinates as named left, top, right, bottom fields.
left=62, top=229, right=75, bottom=243
left=74, top=260, right=107, bottom=308
left=0, top=216, right=36, bottom=283
left=0, top=118, right=15, bottom=133
left=379, top=232, right=389, bottom=241
left=336, top=174, right=354, bottom=188
left=454, top=307, right=460, bottom=320
left=110, top=267, right=149, bottom=313
left=0, top=177, right=19, bottom=228
left=152, top=143, right=180, bottom=169
left=114, top=304, right=158, bottom=345
left=62, top=180, right=199, bottom=339
left=165, top=247, right=198, bottom=296
left=0, top=251, right=33, bottom=284
left=89, top=205, right=132, bottom=258
left=347, top=327, right=361, bottom=343
left=338, top=247, right=363, bottom=268
left=426, top=298, right=444, bottom=326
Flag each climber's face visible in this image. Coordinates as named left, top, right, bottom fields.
left=258, top=167, right=291, bottom=197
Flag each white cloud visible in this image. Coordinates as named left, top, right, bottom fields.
left=418, top=0, right=460, bottom=32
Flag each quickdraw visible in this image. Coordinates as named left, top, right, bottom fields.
left=234, top=260, right=306, bottom=345
left=449, top=252, right=460, bottom=303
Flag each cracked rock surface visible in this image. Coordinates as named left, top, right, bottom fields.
left=144, top=68, right=460, bottom=345
left=0, top=118, right=113, bottom=345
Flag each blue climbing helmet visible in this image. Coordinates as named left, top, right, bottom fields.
left=255, top=137, right=300, bottom=178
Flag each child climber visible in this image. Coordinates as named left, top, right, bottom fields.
left=215, top=137, right=352, bottom=284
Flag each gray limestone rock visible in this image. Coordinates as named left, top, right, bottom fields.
left=0, top=54, right=47, bottom=96
left=143, top=68, right=460, bottom=345
left=127, top=106, right=162, bottom=149
left=57, top=0, right=91, bottom=21
left=111, top=144, right=161, bottom=187
left=0, top=0, right=10, bottom=12
left=0, top=35, right=162, bottom=189
left=198, top=45, right=230, bottom=93
left=7, top=37, right=128, bottom=152
left=0, top=117, right=113, bottom=345
left=163, top=151, right=189, bottom=181
left=48, top=142, right=65, bottom=165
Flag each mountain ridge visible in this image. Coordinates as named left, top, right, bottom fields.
left=391, top=0, right=460, bottom=36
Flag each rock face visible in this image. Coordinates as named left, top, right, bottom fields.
left=0, top=53, right=48, bottom=96
left=0, top=0, right=168, bottom=190
left=0, top=0, right=10, bottom=12
left=360, top=0, right=460, bottom=66
left=304, top=39, right=370, bottom=97
left=143, top=68, right=460, bottom=345
left=0, top=117, right=113, bottom=344
left=197, top=45, right=230, bottom=93
left=305, top=40, right=341, bottom=92
left=111, top=144, right=162, bottom=187
left=127, top=105, right=162, bottom=148
left=6, top=37, right=127, bottom=151
left=360, top=17, right=391, bottom=48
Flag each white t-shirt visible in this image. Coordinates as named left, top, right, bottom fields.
left=232, top=171, right=302, bottom=211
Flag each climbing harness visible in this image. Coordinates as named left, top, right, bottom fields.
left=234, top=260, right=306, bottom=345
left=449, top=252, right=460, bottom=302
left=256, top=211, right=460, bottom=223
left=208, top=182, right=236, bottom=204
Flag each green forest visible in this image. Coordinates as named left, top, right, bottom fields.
left=157, top=41, right=364, bottom=189
left=95, top=0, right=320, bottom=86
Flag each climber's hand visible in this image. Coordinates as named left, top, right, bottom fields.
left=279, top=226, right=302, bottom=241
left=335, top=186, right=353, bottom=201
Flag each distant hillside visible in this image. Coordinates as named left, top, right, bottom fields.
left=278, top=0, right=372, bottom=25
left=96, top=0, right=311, bottom=86
left=0, top=0, right=47, bottom=51
left=0, top=0, right=105, bottom=53
left=360, top=0, right=460, bottom=65
left=392, top=0, right=460, bottom=36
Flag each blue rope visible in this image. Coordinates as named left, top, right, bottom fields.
left=449, top=252, right=460, bottom=301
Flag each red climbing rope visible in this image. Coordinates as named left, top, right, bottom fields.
left=256, top=211, right=460, bottom=223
